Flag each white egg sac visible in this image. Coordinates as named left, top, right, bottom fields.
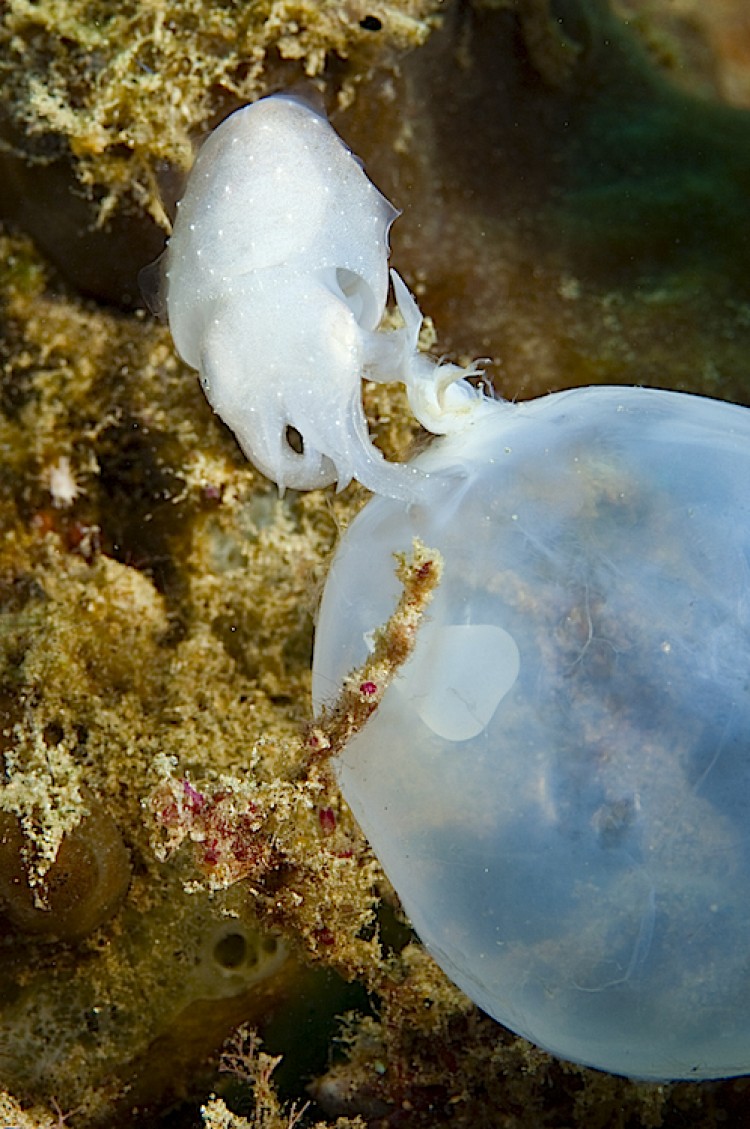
left=313, top=385, right=750, bottom=1081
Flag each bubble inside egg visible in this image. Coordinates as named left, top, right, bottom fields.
left=312, top=384, right=750, bottom=1081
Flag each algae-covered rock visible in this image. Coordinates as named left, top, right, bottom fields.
left=0, top=0, right=440, bottom=302
left=0, top=0, right=439, bottom=224
left=0, top=230, right=378, bottom=1123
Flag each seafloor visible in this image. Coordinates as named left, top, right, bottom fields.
left=0, top=1, right=749, bottom=1126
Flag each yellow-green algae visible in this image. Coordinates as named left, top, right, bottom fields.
left=0, top=0, right=439, bottom=228
left=0, top=230, right=450, bottom=1125
left=1, top=0, right=750, bottom=1126
left=0, top=0, right=439, bottom=303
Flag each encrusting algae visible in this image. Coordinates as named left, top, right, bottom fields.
left=0, top=0, right=439, bottom=227
left=1, top=0, right=750, bottom=1126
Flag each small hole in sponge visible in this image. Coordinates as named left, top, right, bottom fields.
left=285, top=425, right=304, bottom=455
left=213, top=931, right=250, bottom=970
left=359, top=14, right=382, bottom=30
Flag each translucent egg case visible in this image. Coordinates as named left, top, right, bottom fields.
left=313, top=386, right=750, bottom=1080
